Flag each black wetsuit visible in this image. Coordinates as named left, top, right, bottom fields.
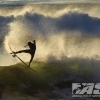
left=15, top=40, right=36, bottom=67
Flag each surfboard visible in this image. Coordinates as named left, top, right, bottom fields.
left=9, top=46, right=37, bottom=72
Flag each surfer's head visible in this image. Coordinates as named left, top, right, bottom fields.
left=28, top=42, right=31, bottom=45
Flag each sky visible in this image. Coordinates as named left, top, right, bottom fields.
left=0, top=0, right=100, bottom=4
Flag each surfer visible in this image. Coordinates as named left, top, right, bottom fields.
left=11, top=40, right=36, bottom=67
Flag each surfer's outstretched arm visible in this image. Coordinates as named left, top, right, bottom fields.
left=24, top=45, right=28, bottom=47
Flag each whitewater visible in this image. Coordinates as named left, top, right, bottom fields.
left=0, top=4, right=99, bottom=66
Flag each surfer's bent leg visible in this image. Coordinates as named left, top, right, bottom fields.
left=15, top=49, right=30, bottom=54
left=29, top=55, right=34, bottom=67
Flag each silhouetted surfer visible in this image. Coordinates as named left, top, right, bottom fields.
left=11, top=40, right=36, bottom=67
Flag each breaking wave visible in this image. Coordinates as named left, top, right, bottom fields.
left=0, top=3, right=99, bottom=66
